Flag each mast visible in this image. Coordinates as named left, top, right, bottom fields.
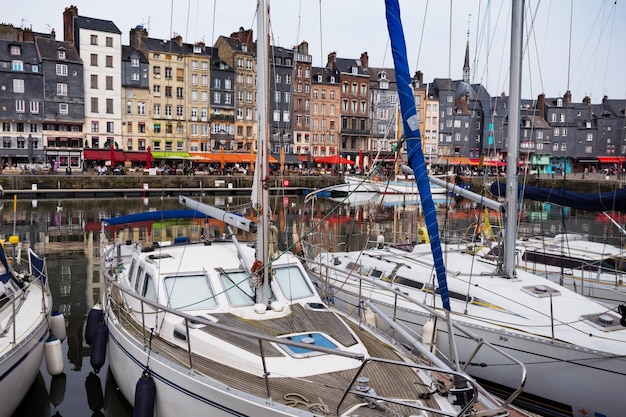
left=504, top=0, right=524, bottom=278
left=255, top=0, right=271, bottom=304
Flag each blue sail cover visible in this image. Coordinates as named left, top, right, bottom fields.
left=102, top=210, right=211, bottom=226
left=385, top=0, right=451, bottom=311
left=490, top=182, right=626, bottom=212
left=0, top=243, right=13, bottom=285
left=28, top=247, right=47, bottom=284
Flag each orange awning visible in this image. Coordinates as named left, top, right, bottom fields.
left=189, top=152, right=277, bottom=164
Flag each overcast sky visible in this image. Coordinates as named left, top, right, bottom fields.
left=6, top=0, right=626, bottom=102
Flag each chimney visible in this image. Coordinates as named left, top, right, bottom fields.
left=231, top=28, right=254, bottom=51
left=63, top=5, right=78, bottom=43
left=360, top=51, right=368, bottom=69
left=297, top=41, right=308, bottom=55
left=327, top=51, right=336, bottom=69
left=51, top=28, right=56, bottom=39
left=582, top=96, right=591, bottom=105
left=130, top=25, right=148, bottom=49
left=414, top=71, right=423, bottom=85
left=172, top=34, right=183, bottom=47
left=563, top=90, right=572, bottom=104
left=536, top=93, right=545, bottom=119
left=23, top=27, right=34, bottom=42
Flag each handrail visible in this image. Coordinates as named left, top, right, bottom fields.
left=301, top=255, right=527, bottom=410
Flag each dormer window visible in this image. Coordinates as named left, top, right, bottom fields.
left=351, top=67, right=358, bottom=75
left=131, top=57, right=140, bottom=67
left=317, top=74, right=322, bottom=82
left=57, top=49, right=66, bottom=60
left=194, top=45, right=202, bottom=53
left=241, top=44, right=248, bottom=52
left=10, top=45, right=21, bottom=55
left=556, top=98, right=563, bottom=107
left=380, top=80, right=389, bottom=89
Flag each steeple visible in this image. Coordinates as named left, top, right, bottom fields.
left=463, top=14, right=470, bottom=84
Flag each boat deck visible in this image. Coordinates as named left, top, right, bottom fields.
left=110, top=294, right=455, bottom=416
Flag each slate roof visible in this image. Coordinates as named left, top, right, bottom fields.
left=332, top=57, right=368, bottom=76
left=74, top=16, right=121, bottom=34
left=368, top=66, right=397, bottom=84
left=121, top=45, right=148, bottom=63
left=34, top=37, right=81, bottom=62
left=141, top=37, right=211, bottom=57
left=0, top=40, right=38, bottom=62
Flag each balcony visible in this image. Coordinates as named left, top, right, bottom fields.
left=211, top=114, right=235, bottom=122
left=341, top=128, right=370, bottom=136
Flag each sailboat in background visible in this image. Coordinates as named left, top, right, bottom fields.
left=99, top=1, right=515, bottom=416
left=304, top=1, right=626, bottom=416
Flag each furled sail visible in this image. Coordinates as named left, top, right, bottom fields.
left=490, top=182, right=626, bottom=212
left=385, top=0, right=451, bottom=311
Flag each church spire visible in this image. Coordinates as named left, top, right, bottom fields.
left=463, top=14, right=471, bottom=84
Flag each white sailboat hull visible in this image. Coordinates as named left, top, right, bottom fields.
left=107, top=316, right=305, bottom=417
left=0, top=283, right=51, bottom=417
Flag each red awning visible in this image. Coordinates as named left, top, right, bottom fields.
left=314, top=155, right=356, bottom=165
left=84, top=149, right=125, bottom=161
left=597, top=156, right=625, bottom=164
left=123, top=151, right=149, bottom=162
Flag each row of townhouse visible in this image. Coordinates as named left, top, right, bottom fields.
left=1, top=6, right=624, bottom=174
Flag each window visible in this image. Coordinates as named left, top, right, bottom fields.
left=201, top=91, right=208, bottom=102
left=10, top=45, right=20, bottom=55
left=57, top=64, right=67, bottom=76
left=106, top=76, right=113, bottom=90
left=106, top=36, right=113, bottom=47
left=13, top=79, right=24, bottom=93
left=132, top=72, right=139, bottom=81
left=137, top=102, right=145, bottom=115
left=191, top=90, right=198, bottom=101
left=153, top=104, right=160, bottom=115
left=553, top=127, right=559, bottom=136
left=165, top=86, right=172, bottom=97
left=107, top=122, right=114, bottom=133
left=131, top=57, right=139, bottom=67
left=29, top=101, right=39, bottom=114
left=176, top=68, right=184, bottom=81
left=31, top=65, right=39, bottom=73
left=176, top=87, right=183, bottom=98
left=283, top=111, right=290, bottom=122
left=90, top=35, right=98, bottom=45
left=177, top=105, right=184, bottom=117
left=153, top=65, right=161, bottom=75
left=127, top=122, right=133, bottom=134
left=91, top=121, right=100, bottom=132
left=213, top=92, right=221, bottom=103
left=236, top=58, right=243, bottom=68
left=59, top=103, right=69, bottom=114
left=91, top=97, right=99, bottom=113
left=89, top=74, right=98, bottom=89
left=90, top=54, right=98, bottom=66
left=201, top=74, right=208, bottom=86
left=275, top=91, right=281, bottom=103
left=586, top=133, right=593, bottom=141
left=165, top=67, right=172, bottom=79
left=246, top=59, right=252, bottom=69
left=154, top=123, right=161, bottom=134
left=57, top=83, right=68, bottom=96
left=165, top=105, right=172, bottom=116
left=273, top=110, right=280, bottom=122
left=12, top=60, right=24, bottom=71
left=106, top=56, right=113, bottom=68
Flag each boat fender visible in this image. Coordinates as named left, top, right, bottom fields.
left=85, top=304, right=103, bottom=345
left=85, top=372, right=104, bottom=412
left=134, top=370, right=157, bottom=417
left=364, top=306, right=376, bottom=327
left=377, top=234, right=385, bottom=249
left=422, top=316, right=437, bottom=353
left=90, top=323, right=108, bottom=373
left=417, top=227, right=430, bottom=244
left=45, top=335, right=64, bottom=376
left=50, top=310, right=67, bottom=341
left=49, top=373, right=67, bottom=407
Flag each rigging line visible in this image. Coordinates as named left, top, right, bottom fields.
left=414, top=0, right=429, bottom=71
left=185, top=0, right=191, bottom=41
left=566, top=0, right=573, bottom=92
left=295, top=0, right=302, bottom=46
left=193, top=0, right=200, bottom=43
left=318, top=0, right=324, bottom=70
left=448, top=0, right=453, bottom=79
left=169, top=0, right=174, bottom=48
left=211, top=0, right=216, bottom=47
left=525, top=0, right=545, bottom=97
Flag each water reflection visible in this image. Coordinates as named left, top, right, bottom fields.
left=7, top=195, right=623, bottom=416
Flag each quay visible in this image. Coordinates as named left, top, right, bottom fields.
left=0, top=171, right=622, bottom=200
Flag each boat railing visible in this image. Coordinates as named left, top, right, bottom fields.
left=104, top=270, right=493, bottom=417
left=0, top=274, right=47, bottom=345
left=300, top=255, right=527, bottom=410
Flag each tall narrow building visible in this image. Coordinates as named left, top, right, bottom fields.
left=64, top=5, right=122, bottom=165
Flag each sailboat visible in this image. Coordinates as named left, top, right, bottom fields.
left=0, top=244, right=52, bottom=417
left=99, top=1, right=514, bottom=416
left=304, top=1, right=626, bottom=416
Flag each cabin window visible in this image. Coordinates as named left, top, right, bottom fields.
left=273, top=266, right=313, bottom=300
left=143, top=274, right=157, bottom=301
left=128, top=259, right=137, bottom=287
left=165, top=275, right=217, bottom=310
left=135, top=266, right=145, bottom=292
